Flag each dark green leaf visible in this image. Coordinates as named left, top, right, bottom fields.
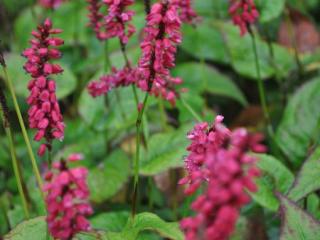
left=250, top=154, right=294, bottom=211
left=88, top=150, right=130, bottom=203
left=275, top=77, right=320, bottom=167
left=288, top=147, right=320, bottom=201
left=278, top=194, right=320, bottom=240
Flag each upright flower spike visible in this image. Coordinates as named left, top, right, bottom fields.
left=180, top=115, right=266, bottom=240
left=39, top=0, right=65, bottom=9
left=22, top=19, right=65, bottom=157
left=138, top=1, right=183, bottom=106
left=87, top=0, right=136, bottom=43
left=229, top=0, right=259, bottom=36
left=43, top=155, right=93, bottom=240
left=171, top=0, right=198, bottom=24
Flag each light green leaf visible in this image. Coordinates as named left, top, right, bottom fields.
left=173, top=62, right=247, bottom=105
left=278, top=194, right=320, bottom=240
left=90, top=211, right=130, bottom=232
left=88, top=150, right=130, bottom=203
left=256, top=0, right=285, bottom=22
left=275, top=77, right=320, bottom=167
left=1, top=53, right=76, bottom=99
left=140, top=127, right=189, bottom=176
left=4, top=217, right=47, bottom=240
left=250, top=154, right=294, bottom=211
left=103, top=212, right=183, bottom=240
left=288, top=147, right=320, bottom=201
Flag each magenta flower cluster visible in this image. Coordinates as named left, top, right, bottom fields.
left=180, top=115, right=266, bottom=240
left=172, top=0, right=198, bottom=24
left=39, top=0, right=65, bottom=9
left=229, top=0, right=259, bottom=36
left=137, top=1, right=183, bottom=106
left=22, top=19, right=65, bottom=157
left=87, top=0, right=135, bottom=43
left=88, top=66, right=138, bottom=97
left=43, top=154, right=93, bottom=240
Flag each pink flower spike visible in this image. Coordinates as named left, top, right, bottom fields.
left=68, top=153, right=84, bottom=162
left=22, top=18, right=65, bottom=157
left=43, top=156, right=93, bottom=240
left=180, top=116, right=266, bottom=240
left=229, top=0, right=259, bottom=36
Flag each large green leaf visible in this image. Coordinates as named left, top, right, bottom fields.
left=275, top=77, right=320, bottom=167
left=180, top=20, right=230, bottom=64
left=103, top=212, right=183, bottom=240
left=88, top=150, right=130, bottom=203
left=288, top=147, right=320, bottom=201
left=13, top=2, right=88, bottom=51
left=140, top=127, right=189, bottom=176
left=90, top=211, right=130, bottom=232
left=173, top=62, right=247, bottom=105
left=278, top=194, right=320, bottom=240
left=256, top=0, right=286, bottom=22
left=4, top=217, right=47, bottom=240
left=250, top=154, right=294, bottom=211
left=1, top=53, right=76, bottom=99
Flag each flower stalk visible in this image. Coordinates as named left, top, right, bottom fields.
left=0, top=84, right=30, bottom=219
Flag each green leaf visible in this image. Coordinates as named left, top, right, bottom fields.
left=1, top=53, right=76, bottom=99
left=250, top=154, right=294, bottom=211
left=90, top=211, right=130, bottom=232
left=288, top=147, right=320, bottom=201
left=275, top=77, right=320, bottom=167
left=103, top=212, right=183, bottom=240
left=88, top=150, right=130, bottom=203
left=278, top=194, right=320, bottom=240
left=173, top=62, right=247, bottom=105
left=256, top=0, right=286, bottom=22
left=140, top=127, right=189, bottom=176
left=4, top=217, right=47, bottom=240
left=180, top=20, right=230, bottom=64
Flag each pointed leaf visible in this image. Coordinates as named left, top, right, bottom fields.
left=278, top=194, right=320, bottom=240
left=4, top=217, right=47, bottom=240
left=288, top=147, right=320, bottom=201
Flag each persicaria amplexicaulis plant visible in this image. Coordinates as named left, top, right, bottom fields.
left=22, top=18, right=65, bottom=157
left=180, top=116, right=266, bottom=240
left=43, top=153, right=93, bottom=240
left=171, top=0, right=198, bottom=24
left=229, top=0, right=259, bottom=36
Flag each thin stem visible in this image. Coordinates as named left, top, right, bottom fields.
left=2, top=119, right=30, bottom=218
left=115, top=89, right=127, bottom=121
left=0, top=87, right=30, bottom=218
left=180, top=96, right=203, bottom=122
left=131, top=92, right=149, bottom=217
left=1, top=67, right=45, bottom=201
left=104, top=41, right=112, bottom=72
left=158, top=98, right=168, bottom=131
left=248, top=29, right=274, bottom=136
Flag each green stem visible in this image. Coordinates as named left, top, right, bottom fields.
left=158, top=98, right=168, bottom=131
left=249, top=29, right=274, bottom=136
left=180, top=96, right=203, bottom=122
left=0, top=110, right=30, bottom=218
left=104, top=41, right=112, bottom=72
left=1, top=67, right=45, bottom=201
left=132, top=92, right=149, bottom=217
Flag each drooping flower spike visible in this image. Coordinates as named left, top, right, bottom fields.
left=22, top=18, right=65, bottom=157
left=137, top=0, right=183, bottom=106
left=171, top=0, right=198, bottom=24
left=180, top=115, right=266, bottom=240
left=229, top=0, right=259, bottom=36
left=87, top=0, right=136, bottom=43
left=87, top=66, right=139, bottom=97
left=43, top=154, right=93, bottom=240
